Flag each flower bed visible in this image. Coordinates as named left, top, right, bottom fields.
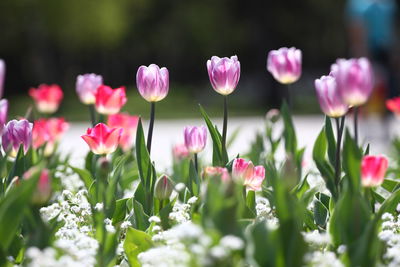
left=0, top=51, right=399, bottom=267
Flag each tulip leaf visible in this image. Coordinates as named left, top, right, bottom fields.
left=136, top=118, right=152, bottom=191
left=69, top=166, right=93, bottom=191
left=124, top=227, right=154, bottom=267
left=324, top=116, right=337, bottom=167
left=381, top=178, right=400, bottom=193
left=132, top=199, right=149, bottom=231
left=342, top=129, right=362, bottom=192
left=313, top=200, right=328, bottom=227
left=280, top=101, right=297, bottom=155
left=112, top=198, right=128, bottom=225
left=7, top=145, right=26, bottom=185
left=376, top=187, right=400, bottom=219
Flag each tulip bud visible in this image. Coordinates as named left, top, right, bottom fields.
left=29, top=84, right=63, bottom=114
left=207, top=55, right=240, bottom=95
left=232, top=158, right=266, bottom=191
left=267, top=47, right=302, bottom=84
left=386, top=97, right=400, bottom=117
left=183, top=126, right=207, bottom=154
left=81, top=123, right=122, bottom=155
left=314, top=75, right=348, bottom=118
left=330, top=58, right=373, bottom=107
left=0, top=99, right=8, bottom=133
left=23, top=167, right=52, bottom=205
left=154, top=175, right=174, bottom=200
left=265, top=109, right=280, bottom=123
left=0, top=59, right=5, bottom=99
left=2, top=119, right=33, bottom=157
left=76, top=73, right=103, bottom=105
left=361, top=155, right=388, bottom=187
left=136, top=64, right=169, bottom=102
left=202, top=166, right=230, bottom=182
left=95, top=85, right=127, bottom=115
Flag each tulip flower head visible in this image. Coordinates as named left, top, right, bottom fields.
left=81, top=123, right=122, bottom=155
left=76, top=73, right=103, bottom=105
left=386, top=97, right=400, bottom=117
left=0, top=99, right=8, bottom=132
left=136, top=64, right=169, bottom=102
left=207, top=55, right=241, bottom=95
left=0, top=59, right=5, bottom=99
left=107, top=113, right=139, bottom=151
left=184, top=126, right=207, bottom=154
left=267, top=47, right=302, bottom=84
left=361, top=155, right=388, bottom=187
left=29, top=84, right=63, bottom=114
left=23, top=167, right=52, bottom=205
left=314, top=75, right=349, bottom=118
left=202, top=166, right=230, bottom=182
left=33, top=118, right=69, bottom=155
left=154, top=174, right=174, bottom=200
left=330, top=58, right=374, bottom=107
left=172, top=143, right=190, bottom=161
left=95, top=85, right=127, bottom=115
left=2, top=119, right=33, bottom=157
left=232, top=158, right=265, bottom=191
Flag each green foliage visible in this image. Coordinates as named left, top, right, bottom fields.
left=124, top=227, right=154, bottom=267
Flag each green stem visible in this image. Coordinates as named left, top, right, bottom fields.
left=89, top=104, right=96, bottom=126
left=222, top=96, right=228, bottom=155
left=354, top=107, right=359, bottom=146
left=334, top=116, right=345, bottom=194
left=194, top=153, right=198, bottom=173
left=147, top=102, right=156, bottom=155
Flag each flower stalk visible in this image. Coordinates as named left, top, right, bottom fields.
left=147, top=102, right=156, bottom=154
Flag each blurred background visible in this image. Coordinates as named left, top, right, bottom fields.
left=0, top=0, right=399, bottom=120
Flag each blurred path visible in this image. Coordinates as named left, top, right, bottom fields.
left=60, top=116, right=392, bottom=171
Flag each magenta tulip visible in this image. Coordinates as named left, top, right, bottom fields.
left=267, top=47, right=302, bottom=84
left=2, top=119, right=33, bottom=157
left=315, top=75, right=348, bottom=118
left=207, top=55, right=240, bottom=95
left=361, top=155, right=388, bottom=187
left=81, top=123, right=122, bottom=155
left=136, top=64, right=169, bottom=102
left=76, top=73, right=103, bottom=105
left=184, top=126, right=207, bottom=154
left=330, top=58, right=374, bottom=107
left=0, top=99, right=8, bottom=132
left=0, top=59, right=5, bottom=99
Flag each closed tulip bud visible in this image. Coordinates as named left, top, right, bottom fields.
left=23, top=167, right=52, bottom=205
left=207, top=55, right=240, bottom=95
left=2, top=119, right=33, bottom=157
left=330, top=58, right=374, bottom=107
left=386, top=97, right=400, bottom=116
left=0, top=59, right=5, bottom=99
left=361, top=155, right=388, bottom=187
left=136, top=64, right=169, bottom=102
left=29, top=84, right=63, bottom=114
left=184, top=126, right=207, bottom=153
left=107, top=113, right=139, bottom=151
left=202, top=166, right=230, bottom=182
left=76, top=73, right=103, bottom=105
left=95, top=85, right=127, bottom=115
left=81, top=123, right=122, bottom=155
left=267, top=47, right=302, bottom=84
left=154, top=175, right=174, bottom=200
left=265, top=109, right=280, bottom=123
left=315, top=75, right=349, bottom=118
left=0, top=99, right=8, bottom=132
left=232, top=158, right=265, bottom=191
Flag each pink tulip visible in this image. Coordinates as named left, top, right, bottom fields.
left=29, top=84, right=63, bottom=114
left=0, top=59, right=5, bottom=99
left=32, top=118, right=69, bottom=155
left=386, top=97, right=400, bottom=116
left=361, top=155, right=388, bottom=187
left=330, top=58, right=374, bottom=107
left=23, top=167, right=52, bottom=205
left=184, top=126, right=207, bottom=153
left=81, top=123, right=122, bottom=155
left=2, top=119, right=33, bottom=157
left=95, top=85, right=127, bottom=115
left=0, top=99, right=8, bottom=132
left=207, top=55, right=240, bottom=95
left=172, top=143, right=190, bottom=161
left=76, top=73, right=103, bottom=105
left=202, top=166, right=230, bottom=182
left=315, top=75, right=349, bottom=118
left=267, top=47, right=302, bottom=84
left=232, top=158, right=265, bottom=191
left=107, top=113, right=139, bottom=151
left=136, top=64, right=169, bottom=102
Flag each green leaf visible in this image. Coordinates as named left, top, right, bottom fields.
left=342, top=130, right=362, bottom=192
left=0, top=175, right=38, bottom=251
left=69, top=166, right=93, bottom=191
left=281, top=101, right=297, bottom=155
left=6, top=146, right=26, bottom=185
left=313, top=200, right=328, bottom=227
left=132, top=199, right=150, bottom=231
left=112, top=198, right=128, bottom=225
left=135, top=118, right=152, bottom=191
left=381, top=178, right=400, bottom=193
left=376, top=187, right=400, bottom=219
left=324, top=116, right=337, bottom=166
left=124, top=227, right=153, bottom=267
left=188, top=160, right=199, bottom=196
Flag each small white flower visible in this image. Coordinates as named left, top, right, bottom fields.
left=210, top=245, right=228, bottom=259
left=94, top=203, right=104, bottom=211
left=187, top=196, right=198, bottom=205
left=121, top=221, right=132, bottom=230
left=220, top=235, right=244, bottom=251
left=149, top=216, right=161, bottom=224
left=175, top=183, right=186, bottom=192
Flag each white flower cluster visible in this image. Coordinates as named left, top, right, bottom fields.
left=304, top=251, right=344, bottom=267
left=302, top=230, right=331, bottom=248
left=379, top=212, right=400, bottom=267
left=26, top=189, right=98, bottom=267
left=168, top=197, right=197, bottom=224
left=255, top=197, right=279, bottom=228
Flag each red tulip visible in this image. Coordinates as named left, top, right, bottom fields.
left=33, top=118, right=69, bottom=154
left=107, top=113, right=139, bottom=151
left=29, top=84, right=63, bottom=114
left=81, top=123, right=122, bottom=155
left=386, top=97, right=400, bottom=116
left=361, top=155, right=388, bottom=187
left=95, top=85, right=127, bottom=115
